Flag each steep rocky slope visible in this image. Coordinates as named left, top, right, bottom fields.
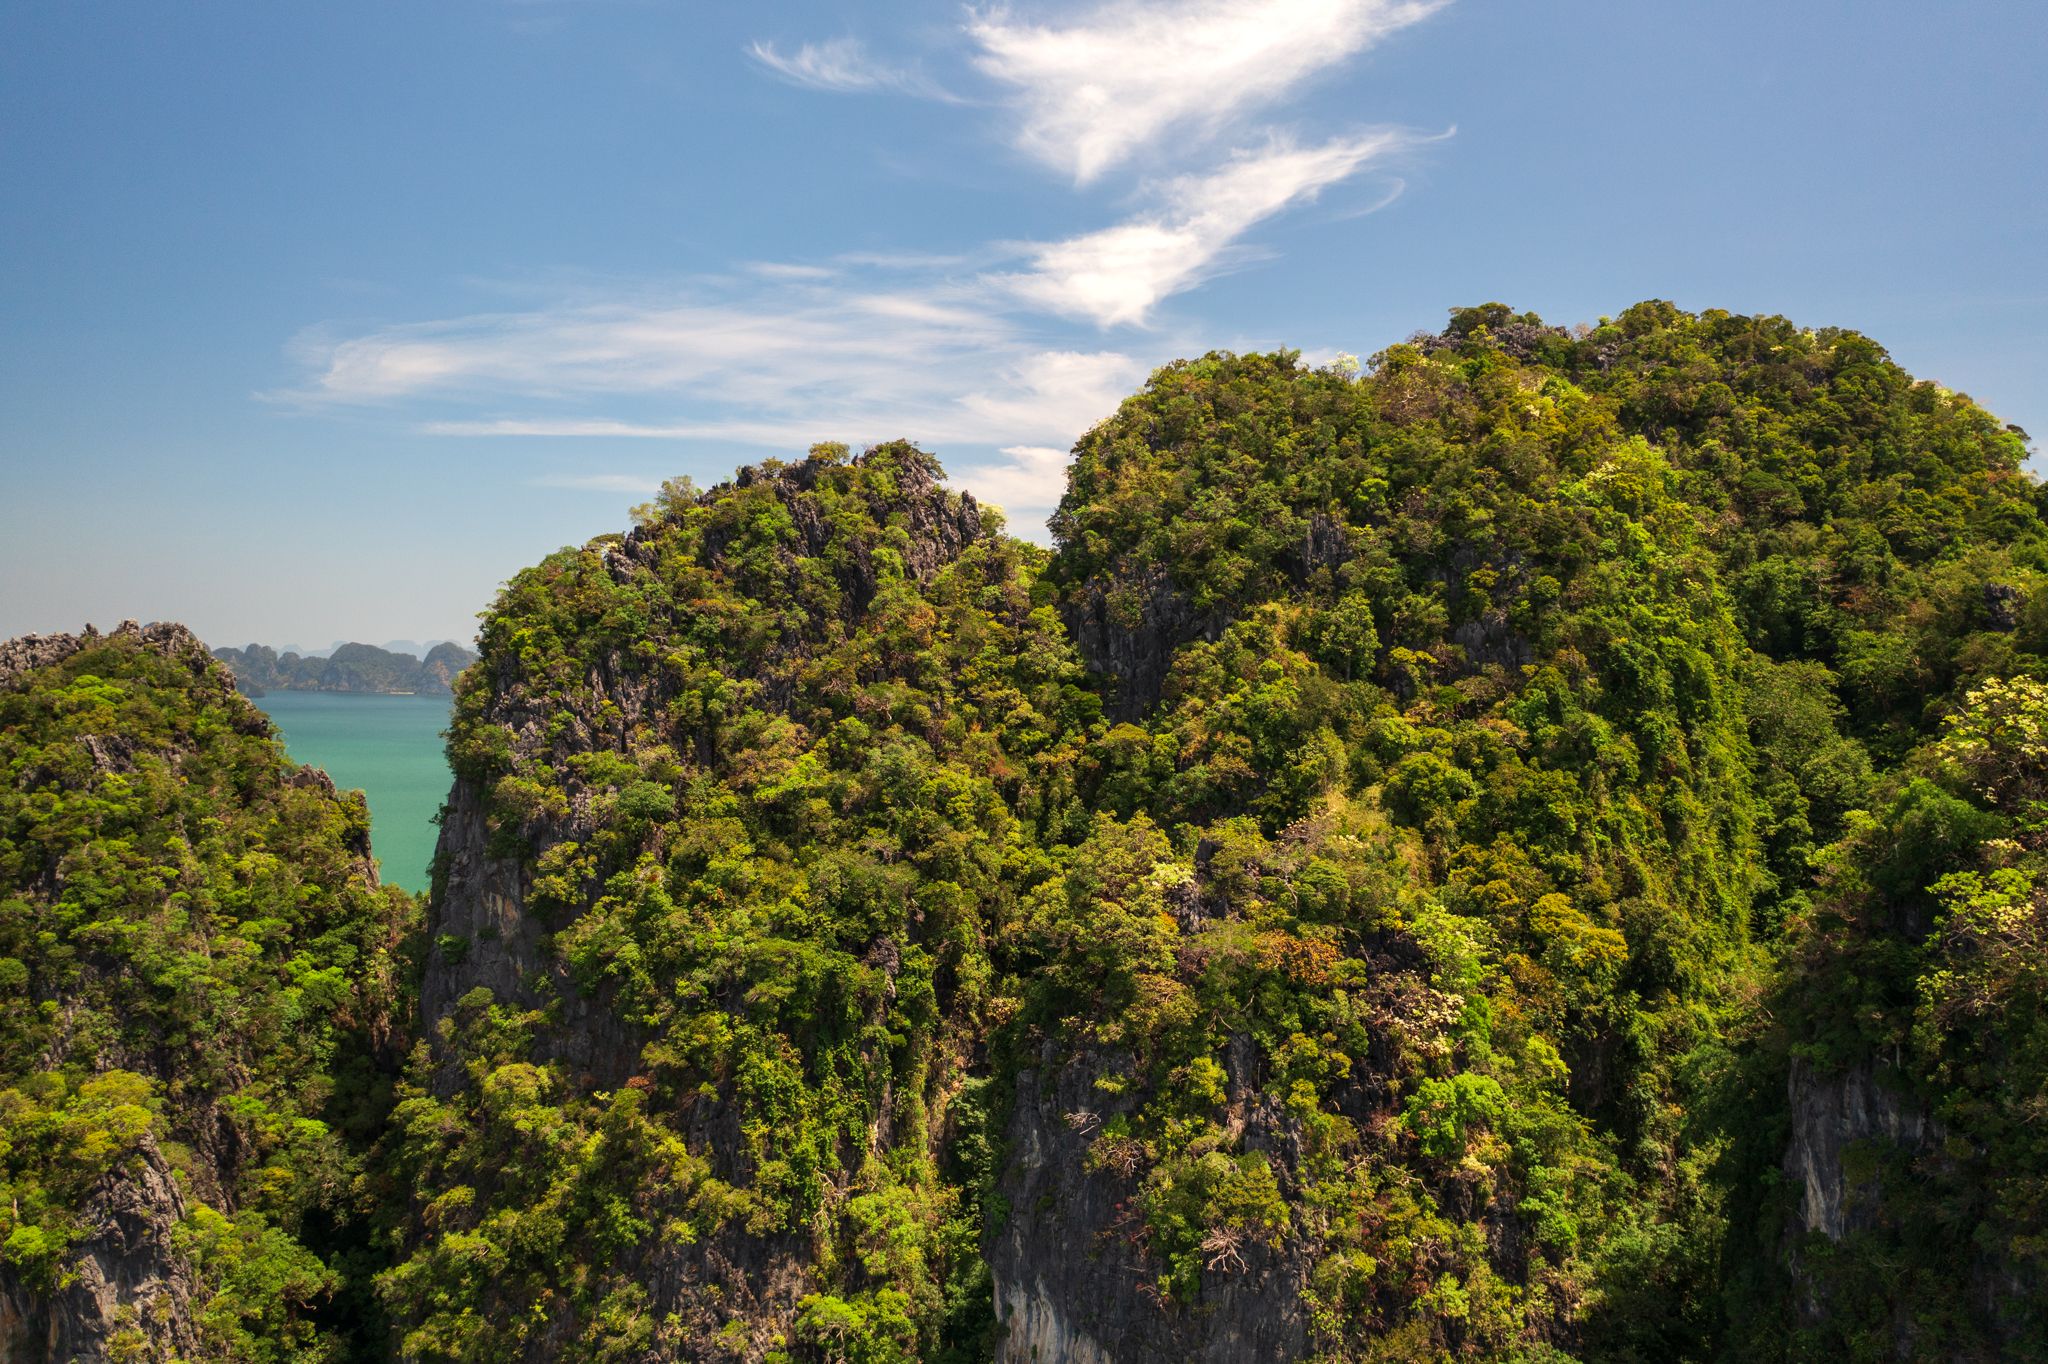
left=1001, top=332, right=1764, bottom=1360
left=0, top=622, right=416, bottom=1362
left=389, top=445, right=1091, bottom=1361
left=12, top=302, right=2047, bottom=1363
left=397, top=306, right=2047, bottom=1363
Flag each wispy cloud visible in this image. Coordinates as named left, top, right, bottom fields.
left=291, top=286, right=1009, bottom=406
left=281, top=126, right=1393, bottom=484
left=953, top=348, right=1149, bottom=446
left=289, top=128, right=1397, bottom=427
left=748, top=37, right=956, bottom=100
left=1000, top=131, right=1406, bottom=326
left=971, top=0, right=1446, bottom=183
left=285, top=269, right=1162, bottom=479
left=278, top=3, right=1452, bottom=530
left=532, top=443, right=1092, bottom=520
left=745, top=261, right=837, bottom=282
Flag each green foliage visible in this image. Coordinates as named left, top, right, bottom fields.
left=0, top=1070, right=158, bottom=1286
left=35, top=300, right=2047, bottom=1362
left=1755, top=676, right=2048, bottom=1356
left=1024, top=305, right=2046, bottom=1359
left=0, top=628, right=417, bottom=1358
left=390, top=305, right=2048, bottom=1360
left=385, top=447, right=1092, bottom=1360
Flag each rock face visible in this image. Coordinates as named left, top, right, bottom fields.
left=424, top=776, right=643, bottom=1089
left=1780, top=1057, right=2044, bottom=1357
left=0, top=1142, right=200, bottom=1364
left=1779, top=1058, right=1946, bottom=1358
left=1783, top=1058, right=1933, bottom=1245
left=1059, top=564, right=1218, bottom=722
left=992, top=1039, right=1309, bottom=1364
left=0, top=620, right=222, bottom=693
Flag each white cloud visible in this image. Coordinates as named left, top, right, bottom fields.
left=286, top=2, right=1454, bottom=525
left=833, top=249, right=976, bottom=271
left=418, top=349, right=1144, bottom=458
left=286, top=270, right=1162, bottom=458
left=745, top=261, right=837, bottom=281
left=954, top=348, right=1147, bottom=439
left=999, top=131, right=1405, bottom=326
left=970, top=0, right=1446, bottom=183
left=748, top=37, right=955, bottom=99
left=293, top=287, right=1011, bottom=408
left=951, top=445, right=1074, bottom=514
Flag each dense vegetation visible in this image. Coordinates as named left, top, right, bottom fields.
left=0, top=623, right=418, bottom=1360
left=387, top=305, right=2048, bottom=1363
left=1033, top=303, right=2048, bottom=1360
left=379, top=446, right=1096, bottom=1362
left=214, top=642, right=477, bottom=697
left=8, top=303, right=2045, bottom=1362
left=1035, top=326, right=1766, bottom=1357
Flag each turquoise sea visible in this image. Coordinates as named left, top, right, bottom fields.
left=252, top=692, right=452, bottom=892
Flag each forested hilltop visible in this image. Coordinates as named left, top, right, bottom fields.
left=0, top=622, right=417, bottom=1360
left=6, top=303, right=2046, bottom=1362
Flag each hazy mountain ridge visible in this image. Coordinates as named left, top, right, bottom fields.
left=212, top=639, right=477, bottom=696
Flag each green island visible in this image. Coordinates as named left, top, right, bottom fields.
left=3, top=303, right=2044, bottom=1362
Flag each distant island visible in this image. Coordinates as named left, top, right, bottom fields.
left=274, top=638, right=458, bottom=659
left=212, top=639, right=476, bottom=696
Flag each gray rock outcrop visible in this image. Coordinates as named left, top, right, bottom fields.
left=992, top=1040, right=1309, bottom=1364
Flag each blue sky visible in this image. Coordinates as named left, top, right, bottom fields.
left=3, top=0, right=2043, bottom=647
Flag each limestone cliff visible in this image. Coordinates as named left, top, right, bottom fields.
left=0, top=621, right=413, bottom=1363
left=1783, top=1058, right=1934, bottom=1247
left=991, top=1037, right=1310, bottom=1364
left=0, top=1139, right=200, bottom=1364
left=21, top=304, right=2048, bottom=1362
left=392, top=444, right=1029, bottom=1360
